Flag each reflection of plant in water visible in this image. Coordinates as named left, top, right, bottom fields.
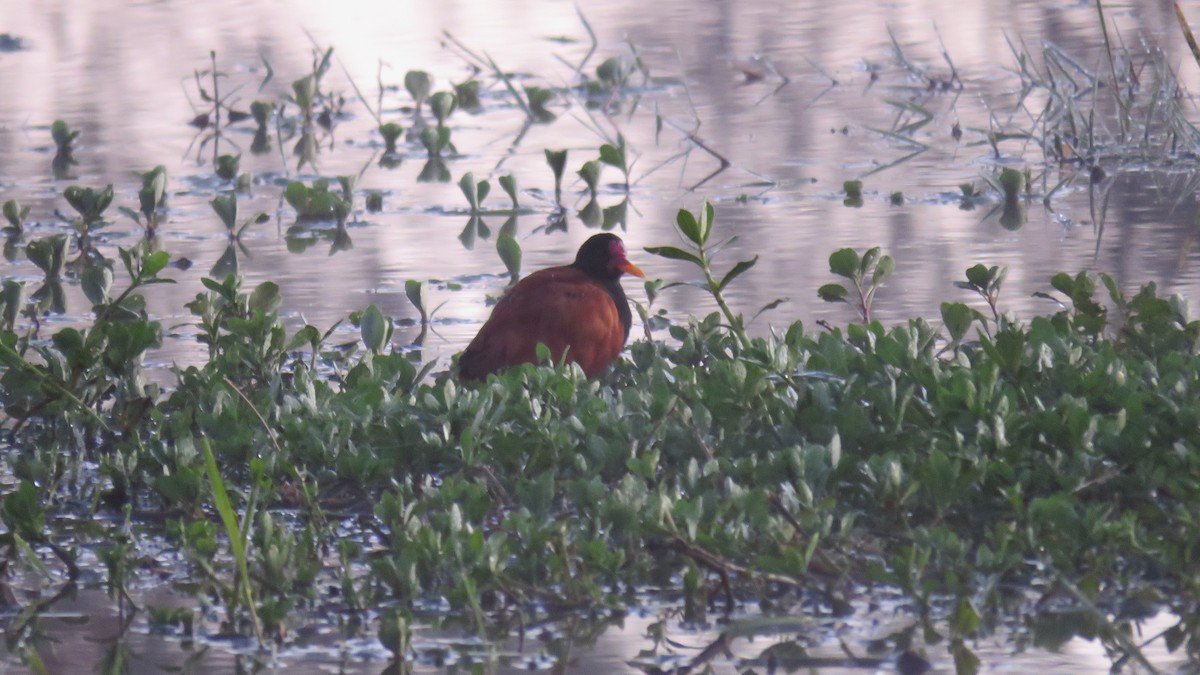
left=378, top=122, right=404, bottom=156
left=456, top=172, right=523, bottom=252
left=210, top=193, right=269, bottom=277
left=23, top=235, right=68, bottom=314
left=50, top=119, right=80, bottom=179
left=214, top=154, right=240, bottom=183
left=417, top=126, right=453, bottom=183
left=404, top=70, right=431, bottom=119
left=2, top=200, right=29, bottom=243
left=400, top=279, right=450, bottom=349
left=429, top=91, right=456, bottom=128
left=185, top=51, right=259, bottom=167
left=249, top=100, right=275, bottom=155
left=523, top=85, right=556, bottom=123
left=283, top=179, right=350, bottom=223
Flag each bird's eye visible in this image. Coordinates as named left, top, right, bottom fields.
left=608, top=239, right=626, bottom=258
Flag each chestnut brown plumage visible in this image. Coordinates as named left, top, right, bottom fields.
left=458, top=233, right=645, bottom=380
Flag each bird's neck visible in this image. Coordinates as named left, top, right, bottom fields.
left=600, top=278, right=632, bottom=340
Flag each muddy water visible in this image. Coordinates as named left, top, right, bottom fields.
left=0, top=0, right=1197, bottom=671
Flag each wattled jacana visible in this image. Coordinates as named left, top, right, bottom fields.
left=458, top=233, right=645, bottom=380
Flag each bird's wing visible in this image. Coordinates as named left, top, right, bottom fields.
left=458, top=267, right=626, bottom=379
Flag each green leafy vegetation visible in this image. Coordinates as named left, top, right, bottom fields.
left=1, top=202, right=1200, bottom=671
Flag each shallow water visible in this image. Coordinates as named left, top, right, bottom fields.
left=1, top=0, right=1199, bottom=671
left=3, top=1, right=1199, bottom=367
left=5, top=583, right=1190, bottom=674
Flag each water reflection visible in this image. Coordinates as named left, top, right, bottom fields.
left=2, top=583, right=1188, bottom=673
left=7, top=3, right=1196, bottom=367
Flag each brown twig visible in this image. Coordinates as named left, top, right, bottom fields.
left=667, top=535, right=810, bottom=609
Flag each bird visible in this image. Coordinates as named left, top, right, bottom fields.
left=458, top=233, right=645, bottom=380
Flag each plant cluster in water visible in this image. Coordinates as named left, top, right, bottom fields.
left=2, top=202, right=1200, bottom=671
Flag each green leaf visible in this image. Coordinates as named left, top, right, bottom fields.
left=215, top=154, right=240, bottom=182
left=818, top=283, right=848, bottom=302
left=828, top=248, right=859, bottom=279
left=63, top=184, right=114, bottom=222
left=753, top=297, right=788, bottom=320
left=199, top=437, right=257, bottom=628
left=284, top=181, right=308, bottom=211
left=142, top=165, right=169, bottom=195
left=285, top=324, right=321, bottom=352
left=940, top=302, right=975, bottom=343
left=498, top=174, right=518, bottom=207
left=1029, top=493, right=1078, bottom=531
left=990, top=329, right=1025, bottom=375
left=964, top=264, right=990, bottom=289
left=418, top=126, right=451, bottom=155
left=1050, top=272, right=1074, bottom=296
left=142, top=250, right=170, bottom=278
left=51, top=120, right=77, bottom=148
left=998, top=167, right=1024, bottom=199
left=248, top=281, right=281, bottom=314
left=950, top=593, right=979, bottom=634
left=81, top=265, right=113, bottom=305
left=117, top=247, right=137, bottom=280
left=458, top=172, right=479, bottom=210
left=118, top=206, right=142, bottom=225
left=1, top=481, right=45, bottom=543
left=360, top=303, right=391, bottom=353
left=211, top=194, right=237, bottom=230
left=544, top=149, right=568, bottom=179
left=2, top=200, right=28, bottom=229
left=599, top=135, right=626, bottom=171
left=872, top=254, right=895, bottom=285
left=100, top=320, right=161, bottom=371
left=404, top=280, right=428, bottom=319
left=701, top=201, right=714, bottom=244
left=292, top=75, right=316, bottom=109
left=1, top=281, right=24, bottom=329
left=577, top=161, right=602, bottom=192
left=860, top=247, right=880, bottom=277
left=524, top=86, right=555, bottom=119
left=429, top=91, right=457, bottom=124
left=596, top=57, right=624, bottom=85
left=453, top=79, right=481, bottom=109
left=378, top=122, right=404, bottom=146
left=251, top=100, right=273, bottom=126
left=718, top=256, right=757, bottom=291
left=25, top=235, right=68, bottom=279
left=140, top=176, right=165, bottom=215
left=676, top=208, right=702, bottom=245
left=645, top=245, right=702, bottom=267
left=404, top=70, right=432, bottom=103
left=497, top=233, right=522, bottom=279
